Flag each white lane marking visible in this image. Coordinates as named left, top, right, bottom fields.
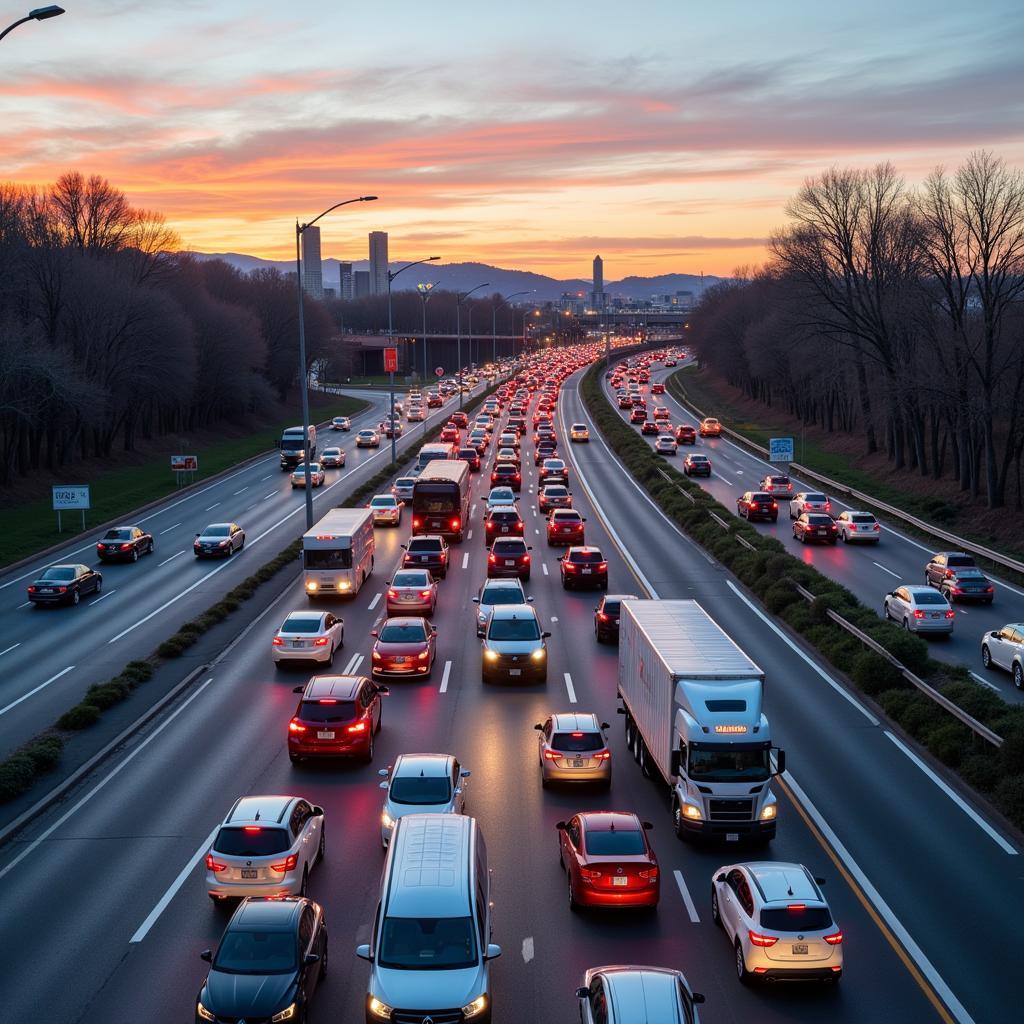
left=521, top=936, right=535, bottom=963
left=17, top=601, right=31, bottom=609
left=542, top=563, right=549, bottom=576
left=260, top=474, right=273, bottom=481
left=0, top=643, right=20, bottom=658
left=673, top=870, right=700, bottom=923
left=159, top=523, right=181, bottom=535
left=712, top=471, right=733, bottom=487
left=368, top=592, right=381, bottom=611
left=349, top=654, right=365, bottom=674
left=534, top=528, right=539, bottom=535
left=782, top=770, right=977, bottom=1024
left=471, top=503, right=477, bottom=517
left=342, top=652, right=361, bottom=674
left=158, top=551, right=185, bottom=567
left=551, top=616, right=558, bottom=622
left=462, top=552, right=469, bottom=570
left=873, top=561, right=902, bottom=580
left=467, top=529, right=473, bottom=541
left=0, top=674, right=217, bottom=883
left=0, top=664, right=76, bottom=717
left=204, top=502, right=220, bottom=511
left=969, top=670, right=999, bottom=693
left=725, top=580, right=878, bottom=723
left=232, top=487, right=248, bottom=495
left=440, top=660, right=452, bottom=694
left=90, top=588, right=117, bottom=605
left=264, top=491, right=276, bottom=500
left=130, top=824, right=219, bottom=943
left=564, top=672, right=577, bottom=704
left=245, top=503, right=257, bottom=512
left=883, top=731, right=1017, bottom=854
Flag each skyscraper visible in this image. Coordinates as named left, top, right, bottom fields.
left=339, top=262, right=354, bottom=300
left=590, top=254, right=605, bottom=311
left=301, top=226, right=324, bottom=300
left=369, top=231, right=389, bottom=295
left=354, top=270, right=371, bottom=298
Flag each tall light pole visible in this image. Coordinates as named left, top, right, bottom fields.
left=0, top=5, right=63, bottom=43
left=387, top=256, right=439, bottom=464
left=492, top=290, right=528, bottom=366
left=295, top=195, right=377, bottom=529
left=455, top=282, right=489, bottom=409
left=417, top=282, right=438, bottom=383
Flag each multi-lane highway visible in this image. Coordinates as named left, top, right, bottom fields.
left=607, top=364, right=1024, bottom=705
left=0, top=349, right=1015, bottom=1024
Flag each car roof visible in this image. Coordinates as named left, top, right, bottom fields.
left=903, top=585, right=944, bottom=597
left=743, top=861, right=824, bottom=905
left=303, top=674, right=365, bottom=700
left=579, top=811, right=640, bottom=831
left=386, top=815, right=473, bottom=917
left=203, top=522, right=233, bottom=530
left=283, top=611, right=325, bottom=623
left=394, top=753, right=453, bottom=777
left=490, top=603, right=538, bottom=620
left=227, top=794, right=294, bottom=825
left=552, top=712, right=600, bottom=732
left=231, top=897, right=304, bottom=931
left=601, top=968, right=683, bottom=1023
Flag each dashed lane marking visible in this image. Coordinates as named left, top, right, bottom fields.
left=673, top=870, right=700, bottom=923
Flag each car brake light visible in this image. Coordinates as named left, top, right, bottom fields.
left=27, top=586, right=36, bottom=593
left=57, top=586, right=67, bottom=593
left=571, top=731, right=583, bottom=738
left=288, top=719, right=306, bottom=733
left=313, top=637, right=330, bottom=646
left=748, top=930, right=778, bottom=948
left=638, top=868, right=658, bottom=880
left=787, top=903, right=806, bottom=911
left=944, top=568, right=954, bottom=578
left=830, top=525, right=837, bottom=532
left=597, top=612, right=609, bottom=621
left=271, top=853, right=299, bottom=873
left=579, top=868, right=602, bottom=879
left=595, top=751, right=611, bottom=760
left=419, top=590, right=432, bottom=598
left=597, top=562, right=607, bottom=570
left=450, top=517, right=460, bottom=530
left=120, top=543, right=132, bottom=551
left=874, top=523, right=881, bottom=531
left=523, top=554, right=530, bottom=562
left=388, top=589, right=398, bottom=599
left=412, top=517, right=421, bottom=528
left=205, top=853, right=227, bottom=872
left=565, top=561, right=577, bottom=571
left=543, top=749, right=561, bottom=760
left=986, top=586, right=994, bottom=593
left=824, top=932, right=844, bottom=945
left=945, top=610, right=956, bottom=619
left=243, top=826, right=262, bottom=833
left=272, top=637, right=284, bottom=646
left=347, top=721, right=368, bottom=734
left=489, top=554, right=496, bottom=563
left=913, top=609, right=926, bottom=619
left=771, top=502, right=778, bottom=509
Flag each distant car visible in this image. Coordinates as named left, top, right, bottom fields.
left=836, top=510, right=880, bottom=543
left=386, top=569, right=438, bottom=616
left=576, top=966, right=704, bottom=1024
left=407, top=405, right=426, bottom=421
left=499, top=431, right=519, bottom=449
left=487, top=537, right=532, bottom=580
left=547, top=509, right=586, bottom=546
left=368, top=493, right=403, bottom=526
left=485, top=506, right=526, bottom=545
left=481, top=603, right=550, bottom=683
left=371, top=616, right=437, bottom=679
left=936, top=565, right=994, bottom=604
left=539, top=458, right=569, bottom=485
left=655, top=434, right=677, bottom=455
left=640, top=420, right=660, bottom=436
left=472, top=577, right=533, bottom=636
left=536, top=712, right=611, bottom=788
left=272, top=610, right=345, bottom=666
left=468, top=429, right=489, bottom=453
left=451, top=411, right=469, bottom=428
left=736, top=491, right=778, bottom=522
left=319, top=446, right=346, bottom=468
left=535, top=441, right=558, bottom=465
left=194, top=522, right=244, bottom=558
left=683, top=453, right=711, bottom=477
left=653, top=406, right=670, bottom=420
left=391, top=476, right=417, bottom=502
left=440, top=424, right=460, bottom=444
left=378, top=752, right=470, bottom=847
left=291, top=462, right=325, bottom=488
left=619, top=395, right=635, bottom=409
left=96, top=525, right=153, bottom=562
left=538, top=485, right=573, bottom=514
left=195, top=897, right=327, bottom=1024
left=332, top=415, right=351, bottom=430
left=675, top=424, right=696, bottom=444
left=485, top=486, right=517, bottom=514
left=490, top=462, right=522, bottom=491
left=495, top=446, right=521, bottom=469
left=401, top=535, right=450, bottom=578
left=560, top=546, right=608, bottom=590
left=27, top=563, right=102, bottom=606
left=382, top=420, right=403, bottom=438
left=789, top=492, right=832, bottom=518
left=458, top=447, right=482, bottom=472
left=884, top=585, right=955, bottom=635
left=925, top=551, right=980, bottom=589
left=570, top=423, right=590, bottom=442
left=629, top=407, right=647, bottom=424
left=594, top=593, right=638, bottom=643
left=759, top=474, right=792, bottom=493
left=793, top=512, right=838, bottom=544
left=558, top=811, right=659, bottom=910
left=287, top=674, right=388, bottom=764
left=981, top=623, right=1024, bottom=687
left=699, top=417, right=721, bottom=437
left=356, top=429, right=380, bottom=447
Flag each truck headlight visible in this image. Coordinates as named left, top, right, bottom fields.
left=462, top=995, right=488, bottom=1018
left=531, top=648, right=546, bottom=661
left=682, top=803, right=703, bottom=821
left=338, top=580, right=351, bottom=590
left=484, top=649, right=499, bottom=662
left=368, top=996, right=393, bottom=1019
left=306, top=580, right=318, bottom=592
left=760, top=803, right=777, bottom=821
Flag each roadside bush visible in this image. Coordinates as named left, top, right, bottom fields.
left=994, top=776, right=1024, bottom=824
left=57, top=703, right=101, bottom=730
left=157, top=637, right=187, bottom=658
left=851, top=651, right=904, bottom=696
left=0, top=754, right=35, bottom=801
left=764, top=582, right=800, bottom=615
left=123, top=660, right=153, bottom=683
left=24, top=735, right=63, bottom=772
left=84, top=680, right=130, bottom=710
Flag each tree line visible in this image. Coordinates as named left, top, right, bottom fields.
left=692, top=151, right=1024, bottom=509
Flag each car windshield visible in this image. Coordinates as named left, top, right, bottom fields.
left=359, top=431, right=375, bottom=438
left=103, top=529, right=133, bottom=540
left=323, top=449, right=341, bottom=457
left=214, top=826, right=290, bottom=857
left=459, top=449, right=477, bottom=458
left=804, top=494, right=827, bottom=502
left=204, top=526, right=230, bottom=537
left=584, top=830, right=645, bottom=856
left=689, top=456, right=708, bottom=463
left=751, top=494, right=772, bottom=502
left=281, top=615, right=323, bottom=634
left=481, top=585, right=523, bottom=606
left=488, top=617, right=541, bottom=641
left=379, top=623, right=427, bottom=643
left=389, top=775, right=452, bottom=806
left=552, top=732, right=603, bottom=752
left=41, top=567, right=76, bottom=580
left=394, top=571, right=430, bottom=587
left=572, top=424, right=586, bottom=431
left=378, top=916, right=477, bottom=970
left=913, top=591, right=948, bottom=605
left=760, top=906, right=834, bottom=932
left=688, top=746, right=770, bottom=783
left=490, top=512, right=520, bottom=525
left=407, top=539, right=442, bottom=553
left=214, top=930, right=296, bottom=974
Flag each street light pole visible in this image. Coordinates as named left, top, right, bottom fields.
left=295, top=194, right=377, bottom=529
left=492, top=290, right=529, bottom=366
left=417, top=282, right=437, bottom=383
left=0, top=5, right=64, bottom=43
left=455, top=282, right=489, bottom=409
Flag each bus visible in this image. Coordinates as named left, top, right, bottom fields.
left=415, top=442, right=459, bottom=472
left=412, top=460, right=471, bottom=542
left=302, top=508, right=374, bottom=598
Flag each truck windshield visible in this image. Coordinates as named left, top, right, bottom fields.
left=689, top=747, right=769, bottom=783
left=281, top=438, right=306, bottom=452
left=304, top=549, right=353, bottom=570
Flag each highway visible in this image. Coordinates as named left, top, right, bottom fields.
left=0, top=351, right=1014, bottom=1024
left=606, top=364, right=1024, bottom=706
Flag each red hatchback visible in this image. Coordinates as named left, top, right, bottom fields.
left=287, top=674, right=388, bottom=764
left=675, top=424, right=696, bottom=444
left=451, top=411, right=469, bottom=428
left=371, top=617, right=437, bottom=679
left=440, top=424, right=460, bottom=444
left=640, top=420, right=659, bottom=436
left=547, top=509, right=586, bottom=546
left=491, top=463, right=522, bottom=491
left=558, top=811, right=659, bottom=910
left=629, top=407, right=647, bottom=424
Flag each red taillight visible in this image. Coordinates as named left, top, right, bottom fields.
left=824, top=502, right=831, bottom=512
left=313, top=637, right=330, bottom=646
left=771, top=502, right=778, bottom=509
left=523, top=554, right=531, bottom=562
left=120, top=543, right=131, bottom=551
left=419, top=590, right=432, bottom=599
left=205, top=853, right=227, bottom=872
left=594, top=750, right=611, bottom=760
left=488, top=553, right=496, bottom=563
left=543, top=749, right=560, bottom=760
left=288, top=719, right=306, bottom=733
left=824, top=932, right=844, bottom=945
left=597, top=562, right=607, bottom=570
left=638, top=868, right=658, bottom=880
left=27, top=586, right=36, bottom=593
left=787, top=903, right=806, bottom=911
left=243, top=826, right=262, bottom=833
left=945, top=610, right=956, bottom=619
left=830, top=525, right=837, bottom=532
left=944, top=568, right=954, bottom=578
left=597, top=612, right=609, bottom=621
left=748, top=930, right=778, bottom=948
left=96, top=543, right=103, bottom=551
left=412, top=517, right=421, bottom=528
left=579, top=868, right=602, bottom=880
left=874, top=523, right=881, bottom=531
left=271, top=853, right=299, bottom=873
left=450, top=517, right=460, bottom=530
left=272, top=637, right=284, bottom=646
left=565, top=561, right=577, bottom=571
left=913, top=609, right=926, bottom=619
left=986, top=586, right=994, bottom=593
left=571, top=731, right=583, bottom=738
left=347, top=720, right=368, bottom=734
left=57, top=586, right=67, bottom=593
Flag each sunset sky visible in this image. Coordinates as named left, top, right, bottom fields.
left=2, top=0, right=1023, bottom=278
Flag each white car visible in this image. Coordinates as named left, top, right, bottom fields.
left=712, top=861, right=843, bottom=983
left=356, top=429, right=380, bottom=447
left=472, top=577, right=533, bottom=636
left=407, top=406, right=426, bottom=421
left=576, top=966, right=704, bottom=1023
left=835, top=510, right=880, bottom=542
left=205, top=795, right=324, bottom=902
left=272, top=610, right=344, bottom=666
left=883, top=585, right=955, bottom=635
left=378, top=752, right=470, bottom=847
left=391, top=476, right=418, bottom=502
left=654, top=434, right=677, bottom=455
left=369, top=493, right=403, bottom=526
left=331, top=416, right=351, bottom=431
left=319, top=446, right=346, bottom=468
left=485, top=486, right=517, bottom=514
left=981, top=623, right=1024, bottom=688
left=789, top=492, right=832, bottom=518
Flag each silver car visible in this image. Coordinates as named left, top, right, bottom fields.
left=472, top=577, right=533, bottom=636
left=883, top=585, right=955, bottom=634
left=789, top=492, right=832, bottom=518
left=193, top=522, right=244, bottom=558
left=320, top=446, right=346, bottom=468
left=481, top=603, right=550, bottom=684
left=391, top=476, right=418, bottom=502
left=981, top=623, right=1024, bottom=688
left=535, top=712, right=612, bottom=787
left=205, top=795, right=324, bottom=902
left=378, top=752, right=470, bottom=847
left=332, top=416, right=351, bottom=431
left=272, top=610, right=345, bottom=666
left=577, top=966, right=704, bottom=1023
left=836, top=509, right=880, bottom=542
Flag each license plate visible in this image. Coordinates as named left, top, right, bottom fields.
left=317, top=731, right=335, bottom=740
left=582, top=568, right=592, bottom=574
left=612, top=876, right=629, bottom=887
left=726, top=832, right=739, bottom=842
left=41, top=588, right=54, bottom=594
left=562, top=528, right=572, bottom=534
left=572, top=759, right=584, bottom=768
left=931, top=613, right=940, bottom=618
left=817, top=529, right=827, bottom=535
left=509, top=668, right=521, bottom=676
left=421, top=556, right=429, bottom=562
left=505, top=559, right=515, bottom=566
left=292, top=639, right=303, bottom=648
left=394, top=657, right=406, bottom=664
left=501, top=527, right=509, bottom=533
left=241, top=869, right=258, bottom=879
left=792, top=943, right=808, bottom=955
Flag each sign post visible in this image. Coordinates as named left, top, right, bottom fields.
left=171, top=454, right=198, bottom=488
left=52, top=485, right=90, bottom=533
left=769, top=437, right=794, bottom=464
left=384, top=347, right=399, bottom=465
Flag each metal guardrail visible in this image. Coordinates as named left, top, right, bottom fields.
left=666, top=373, right=1024, bottom=578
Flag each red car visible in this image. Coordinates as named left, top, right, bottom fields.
left=736, top=491, right=779, bottom=522
left=440, top=424, right=460, bottom=444
left=484, top=507, right=525, bottom=543
left=426, top=394, right=443, bottom=408
left=675, top=425, right=696, bottom=444
left=287, top=674, right=388, bottom=764
left=558, top=811, right=659, bottom=910
left=538, top=485, right=573, bottom=514
left=451, top=412, right=469, bottom=428
left=653, top=407, right=670, bottom=420
left=640, top=420, right=659, bottom=436
left=547, top=509, right=585, bottom=546
left=371, top=616, right=437, bottom=679
left=650, top=382, right=665, bottom=394
left=618, top=395, right=634, bottom=409
left=458, top=447, right=481, bottom=472
left=559, top=546, right=608, bottom=590
left=487, top=538, right=532, bottom=581
left=793, top=513, right=838, bottom=545
left=629, top=407, right=647, bottom=424
left=490, top=463, right=522, bottom=491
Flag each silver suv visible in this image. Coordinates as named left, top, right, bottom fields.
left=577, top=965, right=704, bottom=1023
left=481, top=603, right=550, bottom=684
left=205, top=795, right=324, bottom=902
left=378, top=752, right=471, bottom=847
left=535, top=712, right=612, bottom=787
left=472, top=577, right=533, bottom=636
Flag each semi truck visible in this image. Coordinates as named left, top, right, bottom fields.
left=617, top=599, right=784, bottom=843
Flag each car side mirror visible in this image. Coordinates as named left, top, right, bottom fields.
left=194, top=533, right=200, bottom=538
left=601, top=722, right=610, bottom=730
left=378, top=768, right=390, bottom=777
left=471, top=597, right=479, bottom=604
left=556, top=821, right=567, bottom=830
left=485, top=943, right=502, bottom=961
left=370, top=629, right=378, bottom=638
left=582, top=517, right=587, bottom=523
left=312, top=805, right=324, bottom=817
left=304, top=953, right=320, bottom=966
left=534, top=723, right=544, bottom=731
left=542, top=631, right=551, bottom=639
left=379, top=780, right=389, bottom=790
left=461, top=769, right=471, bottom=778
left=200, top=949, right=212, bottom=962
left=400, top=544, right=408, bottom=551
left=576, top=987, right=589, bottom=999
left=642, top=821, right=653, bottom=830
left=376, top=685, right=390, bottom=696
left=693, top=993, right=706, bottom=1005
left=355, top=944, right=373, bottom=962
left=527, top=595, right=535, bottom=602
left=292, top=686, right=305, bottom=694
left=431, top=625, right=438, bottom=633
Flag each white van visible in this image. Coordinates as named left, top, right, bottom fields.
left=357, top=814, right=500, bottom=1022
left=302, top=507, right=374, bottom=597
left=280, top=424, right=317, bottom=469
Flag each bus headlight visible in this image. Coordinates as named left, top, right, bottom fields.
left=306, top=581, right=318, bottom=592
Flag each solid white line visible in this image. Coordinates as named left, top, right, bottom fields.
left=883, top=731, right=1017, bottom=854
left=563, top=672, right=577, bottom=704
left=781, top=770, right=977, bottom=1023
left=873, top=561, right=902, bottom=580
left=158, top=551, right=185, bottom=567
left=0, top=676, right=216, bottom=883
left=0, top=665, right=76, bottom=718
left=17, top=601, right=31, bottom=609
left=159, top=523, right=181, bottom=535
left=726, top=581, right=879, bottom=724
left=0, top=643, right=20, bottom=658
left=542, top=563, right=549, bottom=576
left=342, top=652, right=361, bottom=674
left=462, top=552, right=469, bottom=569
left=349, top=654, right=364, bottom=673
left=368, top=592, right=381, bottom=610
left=440, top=660, right=452, bottom=693
left=90, top=588, right=117, bottom=605
left=521, top=936, right=535, bottom=963
left=672, top=869, right=700, bottom=923
left=969, top=671, right=999, bottom=693
left=130, top=824, right=219, bottom=943
left=232, top=487, right=248, bottom=495
left=204, top=503, right=220, bottom=511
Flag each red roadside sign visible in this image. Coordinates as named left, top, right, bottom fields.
left=434, top=366, right=444, bottom=377
left=383, top=347, right=398, bottom=373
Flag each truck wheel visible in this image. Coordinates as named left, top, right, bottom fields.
left=624, top=717, right=634, bottom=748
left=639, top=741, right=652, bottom=778
left=632, top=732, right=641, bottom=764
left=672, top=800, right=686, bottom=840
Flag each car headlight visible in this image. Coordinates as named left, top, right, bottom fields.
left=271, top=1004, right=297, bottom=1022
left=368, top=995, right=393, bottom=1019
left=381, top=810, right=394, bottom=829
left=484, top=649, right=499, bottom=662
left=463, top=994, right=488, bottom=1018
left=760, top=802, right=777, bottom=821
left=682, top=802, right=703, bottom=821
left=531, top=648, right=546, bottom=661
left=196, top=1002, right=216, bottom=1022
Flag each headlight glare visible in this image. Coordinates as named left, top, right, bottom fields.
left=272, top=1004, right=297, bottom=1021
left=462, top=994, right=488, bottom=1018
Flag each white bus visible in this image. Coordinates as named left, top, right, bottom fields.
left=302, top=508, right=374, bottom=598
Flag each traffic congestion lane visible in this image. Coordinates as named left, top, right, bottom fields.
left=611, top=365, right=1024, bottom=704
left=1, top=374, right=938, bottom=1024
left=565, top=367, right=1017, bottom=1023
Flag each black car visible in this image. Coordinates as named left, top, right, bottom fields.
left=937, top=566, right=994, bottom=604
left=27, top=564, right=102, bottom=606
left=401, top=535, right=450, bottom=579
left=560, top=546, right=609, bottom=590
left=793, top=513, right=838, bottom=545
left=458, top=447, right=482, bottom=472
left=534, top=442, right=557, bottom=466
left=925, top=551, right=978, bottom=588
left=196, top=896, right=326, bottom=1024
left=736, top=492, right=778, bottom=523
left=96, top=525, right=154, bottom=562
left=595, top=593, right=638, bottom=643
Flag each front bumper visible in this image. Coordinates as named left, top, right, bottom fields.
left=562, top=571, right=606, bottom=589
left=483, top=656, right=546, bottom=683
left=195, top=545, right=231, bottom=558
left=678, top=817, right=777, bottom=841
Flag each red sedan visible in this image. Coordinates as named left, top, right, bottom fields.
left=546, top=509, right=585, bottom=546
left=370, top=617, right=437, bottom=679
left=640, top=420, right=659, bottom=436
left=287, top=674, right=388, bottom=764
left=451, top=411, right=469, bottom=428
left=558, top=811, right=659, bottom=910
left=440, top=424, right=460, bottom=444
left=675, top=424, right=696, bottom=444
left=629, top=407, right=647, bottom=424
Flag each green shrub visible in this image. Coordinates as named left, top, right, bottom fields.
left=993, top=775, right=1024, bottom=825
left=851, top=651, right=904, bottom=696
left=84, top=680, right=130, bottom=710
left=958, top=751, right=1000, bottom=792
left=123, top=660, right=154, bottom=683
left=158, top=637, right=187, bottom=658
left=24, top=735, right=64, bottom=772
left=922, top=720, right=970, bottom=768
left=57, top=703, right=101, bottom=730
left=764, top=582, right=800, bottom=615
left=0, top=754, right=36, bottom=802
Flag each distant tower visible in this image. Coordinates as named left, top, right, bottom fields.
left=369, top=231, right=389, bottom=295
left=301, top=226, right=324, bottom=300
left=339, top=262, right=354, bottom=300
left=591, top=254, right=605, bottom=310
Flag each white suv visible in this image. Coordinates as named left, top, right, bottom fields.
left=378, top=752, right=470, bottom=847
left=711, top=861, right=843, bottom=983
left=205, top=795, right=324, bottom=902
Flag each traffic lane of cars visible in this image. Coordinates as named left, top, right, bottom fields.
left=565, top=371, right=1016, bottom=1023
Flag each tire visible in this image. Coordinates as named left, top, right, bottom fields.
left=238, top=536, right=245, bottom=550
left=639, top=741, right=652, bottom=778
left=317, top=824, right=325, bottom=863
left=735, top=942, right=751, bottom=985
left=903, top=617, right=911, bottom=632
left=1014, top=663, right=1023, bottom=691
left=673, top=799, right=686, bottom=840
left=326, top=645, right=334, bottom=668
left=147, top=540, right=154, bottom=555
left=624, top=717, right=635, bottom=748
left=567, top=873, right=579, bottom=912
left=131, top=548, right=139, bottom=562
left=72, top=589, right=80, bottom=606
left=632, top=731, right=642, bottom=764
left=289, top=753, right=302, bottom=765
left=363, top=731, right=374, bottom=764
left=94, top=577, right=102, bottom=594
left=711, top=886, right=721, bottom=926
left=981, top=645, right=992, bottom=670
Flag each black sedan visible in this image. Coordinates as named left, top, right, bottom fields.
left=793, top=512, right=838, bottom=545
left=27, top=564, right=102, bottom=606
left=95, top=525, right=154, bottom=562
left=595, top=593, right=638, bottom=643
left=196, top=896, right=326, bottom=1024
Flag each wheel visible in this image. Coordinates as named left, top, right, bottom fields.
left=735, top=942, right=751, bottom=984
left=326, top=644, right=334, bottom=667
left=72, top=589, right=80, bottom=606
left=147, top=540, right=154, bottom=555
left=289, top=753, right=302, bottom=765
left=639, top=741, right=652, bottom=778
left=1014, top=663, right=1023, bottom=691
left=624, top=717, right=635, bottom=748
left=94, top=577, right=102, bottom=594
left=632, top=731, right=642, bottom=764
left=317, top=824, right=325, bottom=863
left=883, top=602, right=890, bottom=621
left=981, top=646, right=992, bottom=670
left=673, top=799, right=686, bottom=840
left=131, top=548, right=139, bottom=562
left=299, top=867, right=308, bottom=897
left=711, top=886, right=721, bottom=926
left=238, top=536, right=245, bottom=550
left=362, top=731, right=375, bottom=763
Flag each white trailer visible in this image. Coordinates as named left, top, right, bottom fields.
left=302, top=508, right=374, bottom=598
left=617, top=599, right=784, bottom=843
